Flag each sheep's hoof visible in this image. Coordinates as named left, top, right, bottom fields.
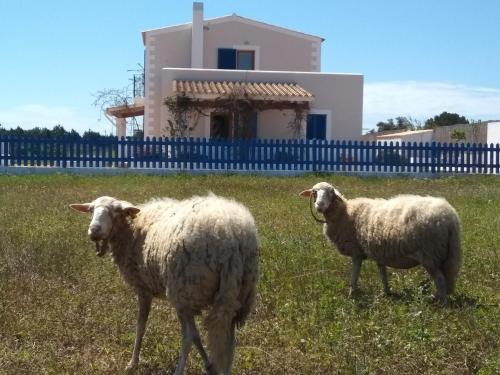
left=348, top=287, right=359, bottom=298
left=125, top=360, right=138, bottom=374
left=384, top=288, right=398, bottom=298
left=433, top=294, right=448, bottom=306
left=204, top=364, right=218, bottom=375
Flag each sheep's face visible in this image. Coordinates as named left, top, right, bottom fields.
left=70, top=196, right=140, bottom=256
left=299, top=182, right=343, bottom=213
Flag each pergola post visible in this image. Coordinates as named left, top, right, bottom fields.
left=116, top=118, right=127, bottom=168
left=116, top=118, right=127, bottom=138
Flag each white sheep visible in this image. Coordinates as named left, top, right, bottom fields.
left=299, top=182, right=461, bottom=303
left=70, top=194, right=259, bottom=375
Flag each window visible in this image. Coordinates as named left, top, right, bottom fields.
left=236, top=50, right=255, bottom=70
left=306, top=114, right=327, bottom=140
left=218, top=48, right=256, bottom=70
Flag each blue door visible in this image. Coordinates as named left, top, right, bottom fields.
left=306, top=114, right=327, bottom=140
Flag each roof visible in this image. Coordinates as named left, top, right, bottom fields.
left=142, top=14, right=324, bottom=44
left=106, top=101, right=144, bottom=119
left=376, top=129, right=434, bottom=138
left=173, top=80, right=314, bottom=102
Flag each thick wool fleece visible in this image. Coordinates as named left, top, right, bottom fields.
left=107, top=194, right=259, bottom=372
left=322, top=191, right=461, bottom=294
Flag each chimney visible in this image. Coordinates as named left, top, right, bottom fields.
left=191, top=2, right=204, bottom=69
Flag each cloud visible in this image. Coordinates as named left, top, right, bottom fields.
left=0, top=104, right=114, bottom=135
left=364, top=81, right=500, bottom=130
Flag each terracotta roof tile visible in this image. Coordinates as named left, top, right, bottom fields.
left=173, top=80, right=314, bottom=101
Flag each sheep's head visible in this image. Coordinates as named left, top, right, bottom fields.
left=69, top=196, right=140, bottom=256
left=299, top=182, right=344, bottom=214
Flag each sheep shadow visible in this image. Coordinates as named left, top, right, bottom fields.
left=137, top=362, right=176, bottom=375
left=350, top=288, right=480, bottom=310
left=348, top=276, right=477, bottom=308
left=348, top=289, right=377, bottom=309
left=447, top=293, right=480, bottom=309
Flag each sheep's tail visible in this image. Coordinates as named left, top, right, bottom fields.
left=443, top=217, right=462, bottom=294
left=205, top=238, right=259, bottom=374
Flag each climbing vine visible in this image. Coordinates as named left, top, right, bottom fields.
left=163, top=94, right=204, bottom=137
left=287, top=106, right=309, bottom=139
left=164, top=89, right=310, bottom=139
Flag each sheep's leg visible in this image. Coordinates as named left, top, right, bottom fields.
left=427, top=267, right=447, bottom=303
left=349, top=256, right=363, bottom=296
left=126, top=293, right=152, bottom=372
left=377, top=263, right=391, bottom=295
left=175, top=312, right=215, bottom=375
left=174, top=315, right=193, bottom=375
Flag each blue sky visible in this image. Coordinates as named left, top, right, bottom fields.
left=1, top=0, right=499, bottom=134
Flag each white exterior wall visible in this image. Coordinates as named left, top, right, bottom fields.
left=144, top=29, right=192, bottom=137
left=158, top=68, right=363, bottom=141
left=378, top=131, right=433, bottom=144
left=487, top=122, right=500, bottom=144
left=204, top=20, right=320, bottom=72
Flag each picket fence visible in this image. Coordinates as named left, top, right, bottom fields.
left=0, top=136, right=499, bottom=174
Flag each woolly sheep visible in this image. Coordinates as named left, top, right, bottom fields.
left=70, top=194, right=259, bottom=375
left=299, top=182, right=461, bottom=303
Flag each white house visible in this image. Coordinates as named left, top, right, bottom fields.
left=361, top=121, right=500, bottom=145
left=107, top=2, right=363, bottom=141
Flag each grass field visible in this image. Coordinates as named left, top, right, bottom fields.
left=0, top=173, right=499, bottom=374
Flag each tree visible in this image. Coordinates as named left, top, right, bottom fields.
left=92, top=64, right=144, bottom=137
left=450, top=129, right=466, bottom=142
left=375, top=116, right=415, bottom=132
left=424, top=112, right=469, bottom=129
left=82, top=129, right=105, bottom=140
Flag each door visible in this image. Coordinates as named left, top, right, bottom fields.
left=306, top=114, right=327, bottom=140
left=211, top=113, right=231, bottom=139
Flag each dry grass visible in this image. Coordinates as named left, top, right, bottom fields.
left=0, top=173, right=499, bottom=374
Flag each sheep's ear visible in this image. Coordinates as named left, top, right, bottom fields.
left=115, top=202, right=140, bottom=217
left=332, top=187, right=343, bottom=198
left=124, top=206, right=140, bottom=217
left=69, top=203, right=91, bottom=213
left=299, top=189, right=312, bottom=198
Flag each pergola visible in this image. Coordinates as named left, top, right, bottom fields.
left=172, top=79, right=314, bottom=111
left=105, top=100, right=145, bottom=138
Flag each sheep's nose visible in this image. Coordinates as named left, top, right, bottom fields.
left=88, top=225, right=102, bottom=239
left=315, top=203, right=327, bottom=213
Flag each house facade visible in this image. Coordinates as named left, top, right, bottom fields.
left=360, top=121, right=500, bottom=145
left=108, top=2, right=363, bottom=141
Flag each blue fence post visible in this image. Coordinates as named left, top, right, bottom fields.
left=61, top=137, right=67, bottom=168
left=261, top=138, right=267, bottom=171
left=0, top=136, right=4, bottom=167
left=430, top=142, right=436, bottom=174
left=495, top=143, right=500, bottom=174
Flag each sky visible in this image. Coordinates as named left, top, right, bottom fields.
left=1, top=0, right=500, bottom=134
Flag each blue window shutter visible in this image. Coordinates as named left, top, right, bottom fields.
left=218, top=48, right=236, bottom=69
left=317, top=115, right=326, bottom=139
left=306, top=114, right=327, bottom=140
